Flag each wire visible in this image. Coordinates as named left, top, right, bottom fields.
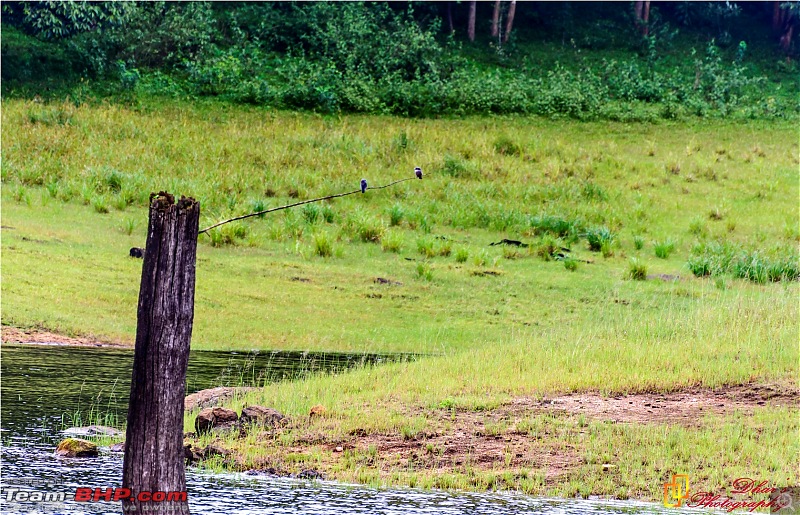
left=198, top=176, right=419, bottom=235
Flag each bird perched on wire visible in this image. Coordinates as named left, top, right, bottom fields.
left=360, top=178, right=368, bottom=193
left=415, top=167, right=423, bottom=179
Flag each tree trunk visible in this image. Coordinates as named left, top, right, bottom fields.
left=491, top=0, right=501, bottom=38
left=122, top=192, right=199, bottom=515
left=503, top=0, right=517, bottom=43
left=468, top=1, right=476, bottom=42
left=447, top=1, right=454, bottom=34
left=773, top=1, right=783, bottom=32
left=633, top=0, right=650, bottom=35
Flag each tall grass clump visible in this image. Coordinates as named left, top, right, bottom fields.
left=416, top=237, right=436, bottom=258
left=686, top=241, right=738, bottom=277
left=381, top=231, right=403, bottom=253
left=454, top=247, right=469, bottom=263
left=415, top=262, right=433, bottom=281
left=627, top=257, right=647, bottom=280
left=356, top=216, right=384, bottom=243
left=313, top=232, right=333, bottom=258
left=633, top=235, right=645, bottom=251
left=529, top=215, right=580, bottom=238
left=302, top=203, right=320, bottom=224
left=388, top=204, right=404, bottom=227
left=250, top=199, right=268, bottom=218
left=493, top=136, right=522, bottom=156
left=208, top=223, right=248, bottom=247
left=586, top=226, right=615, bottom=257
left=440, top=155, right=476, bottom=179
left=653, top=238, right=676, bottom=259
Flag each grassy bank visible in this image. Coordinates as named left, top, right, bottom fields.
left=2, top=98, right=797, bottom=502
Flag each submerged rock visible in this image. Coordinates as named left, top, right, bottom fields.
left=195, top=407, right=239, bottom=434
left=55, top=438, right=99, bottom=458
left=62, top=425, right=123, bottom=437
left=293, top=469, right=324, bottom=480
left=240, top=406, right=287, bottom=428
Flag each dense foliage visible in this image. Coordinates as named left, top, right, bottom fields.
left=2, top=1, right=798, bottom=119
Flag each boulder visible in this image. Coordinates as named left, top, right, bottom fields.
left=109, top=442, right=126, bottom=453
left=184, top=387, right=258, bottom=411
left=202, top=444, right=231, bottom=459
left=195, top=407, right=239, bottom=434
left=240, top=406, right=286, bottom=428
left=55, top=438, right=99, bottom=458
left=184, top=443, right=203, bottom=464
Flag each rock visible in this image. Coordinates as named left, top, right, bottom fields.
left=55, top=438, right=99, bottom=458
left=202, top=444, right=231, bottom=459
left=309, top=405, right=327, bottom=418
left=195, top=407, right=239, bottom=434
left=602, top=463, right=616, bottom=472
left=129, top=247, right=145, bottom=259
left=109, top=442, right=126, bottom=453
left=62, top=425, right=123, bottom=438
left=240, top=406, right=287, bottom=428
left=184, top=387, right=258, bottom=411
left=293, top=469, right=324, bottom=480
left=245, top=467, right=278, bottom=477
left=184, top=444, right=202, bottom=464
left=334, top=446, right=343, bottom=453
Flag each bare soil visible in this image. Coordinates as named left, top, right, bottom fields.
left=239, top=383, right=798, bottom=481
left=0, top=326, right=129, bottom=347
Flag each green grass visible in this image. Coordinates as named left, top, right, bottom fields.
left=2, top=98, right=798, bottom=501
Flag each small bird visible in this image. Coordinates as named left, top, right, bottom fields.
left=360, top=178, right=368, bottom=193
left=415, top=167, right=423, bottom=179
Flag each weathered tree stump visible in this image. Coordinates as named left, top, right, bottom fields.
left=122, top=192, right=199, bottom=515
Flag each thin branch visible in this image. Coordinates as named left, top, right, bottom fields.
left=199, top=176, right=418, bottom=235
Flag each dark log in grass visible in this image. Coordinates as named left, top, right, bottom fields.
left=122, top=192, right=198, bottom=515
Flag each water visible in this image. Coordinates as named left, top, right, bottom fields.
left=1, top=344, right=697, bottom=514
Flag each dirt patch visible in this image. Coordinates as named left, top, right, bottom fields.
left=1, top=327, right=129, bottom=347
left=514, top=383, right=798, bottom=425
left=231, top=382, right=797, bottom=483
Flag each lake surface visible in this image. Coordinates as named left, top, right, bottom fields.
left=0, top=343, right=704, bottom=514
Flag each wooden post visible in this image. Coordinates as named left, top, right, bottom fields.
left=122, top=192, right=199, bottom=515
